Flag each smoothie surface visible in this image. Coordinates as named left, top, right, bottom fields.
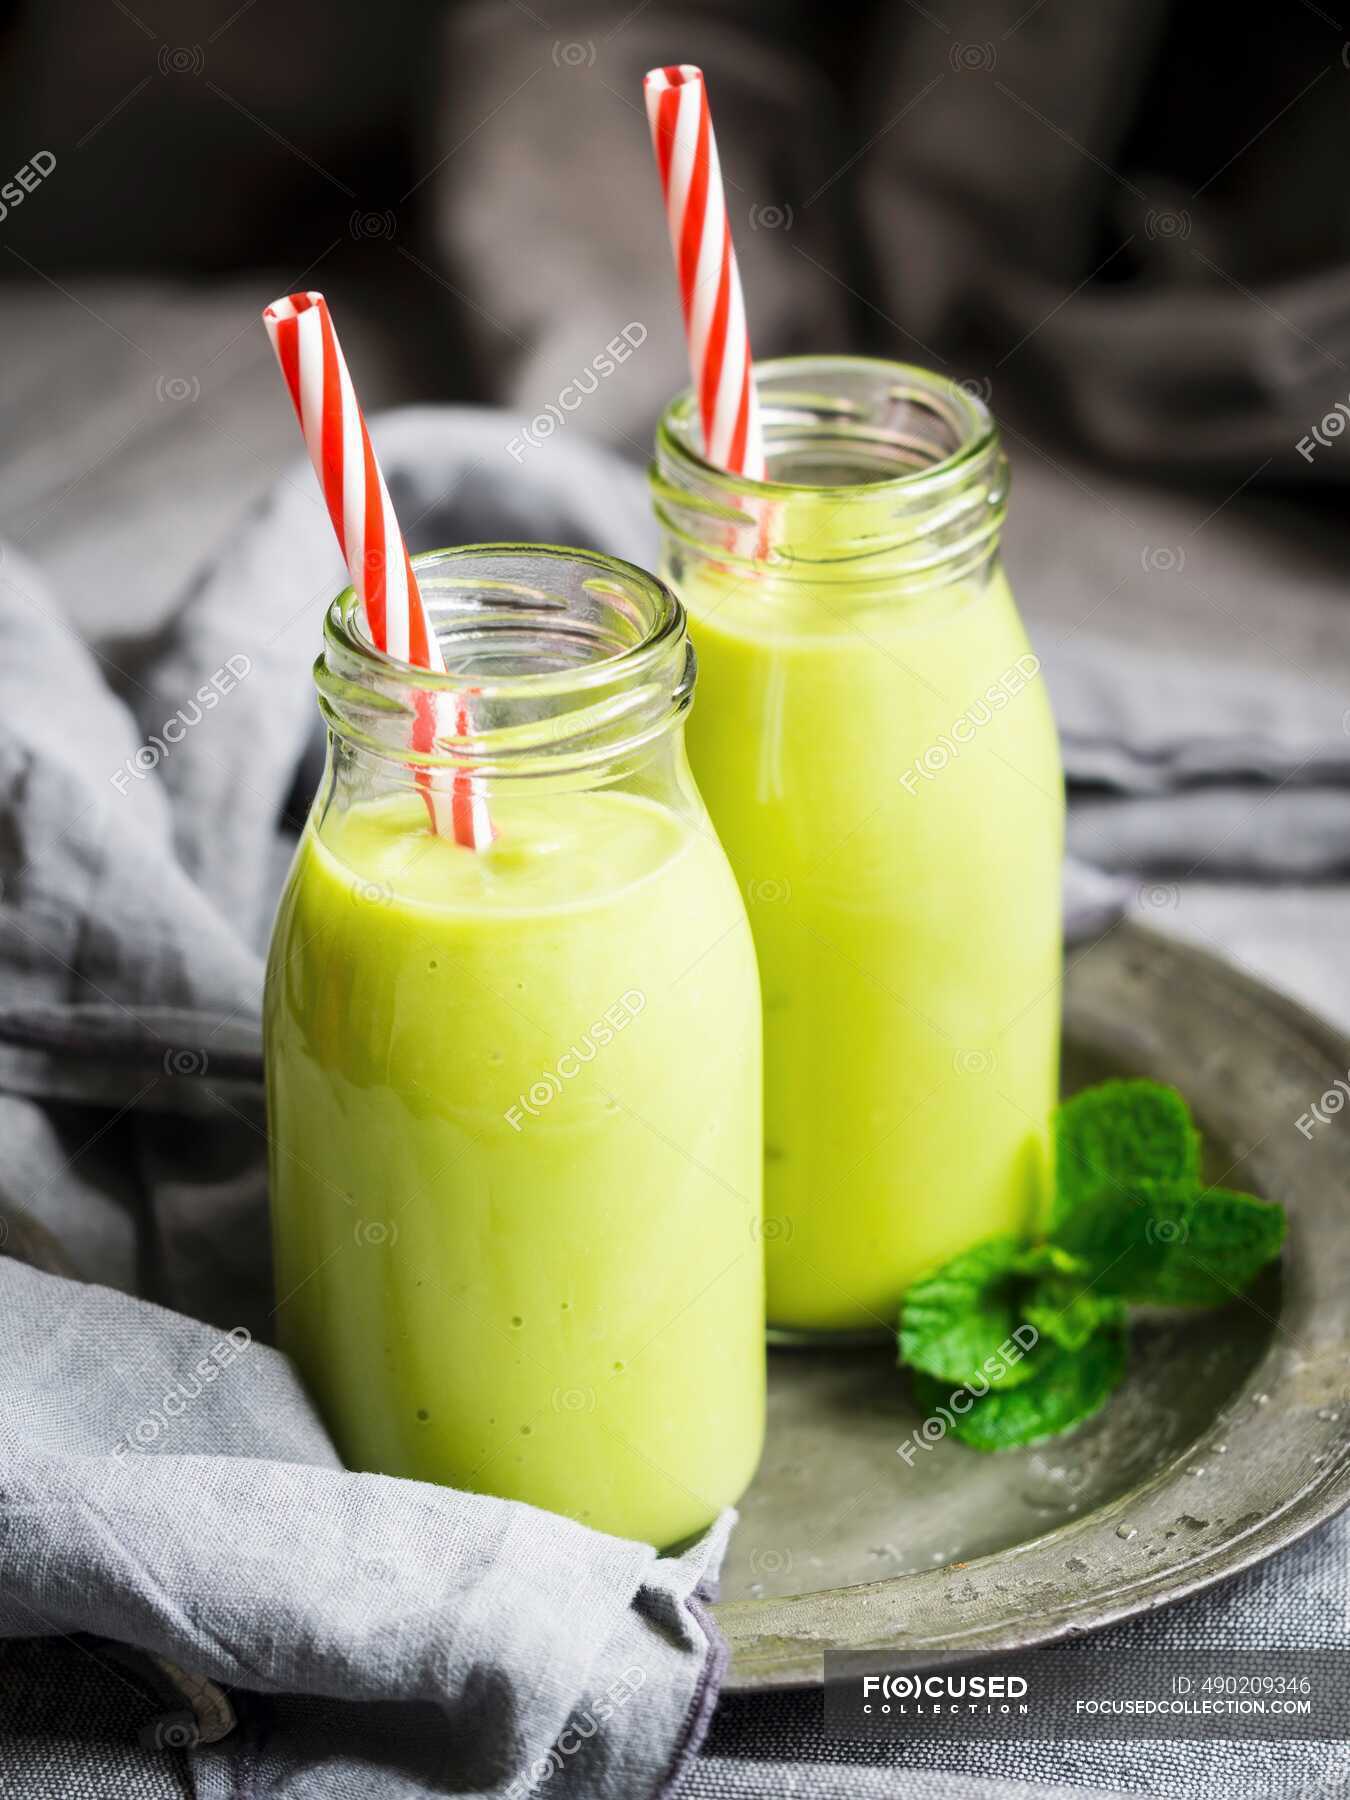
left=315, top=787, right=690, bottom=913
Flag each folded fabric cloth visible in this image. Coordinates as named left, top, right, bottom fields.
left=1045, top=637, right=1350, bottom=795
left=1, top=1258, right=726, bottom=1800
left=2, top=409, right=1346, bottom=1799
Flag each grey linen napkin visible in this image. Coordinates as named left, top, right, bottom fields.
left=2, top=410, right=1347, bottom=1797
left=1, top=1257, right=727, bottom=1800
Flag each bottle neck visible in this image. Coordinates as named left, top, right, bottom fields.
left=314, top=546, right=694, bottom=798
left=651, top=356, right=1008, bottom=595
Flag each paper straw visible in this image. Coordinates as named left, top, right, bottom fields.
left=644, top=65, right=766, bottom=480
left=262, top=291, right=491, bottom=848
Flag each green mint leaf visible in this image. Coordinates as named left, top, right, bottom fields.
left=894, top=1078, right=1289, bottom=1456
left=1012, top=1243, right=1122, bottom=1345
left=1022, top=1275, right=1126, bottom=1351
left=1012, top=1243, right=1090, bottom=1279
left=912, top=1322, right=1128, bottom=1452
left=1051, top=1175, right=1182, bottom=1284
left=1130, top=1180, right=1288, bottom=1310
left=898, top=1237, right=1036, bottom=1391
left=1053, top=1079, right=1200, bottom=1230
left=1055, top=1176, right=1286, bottom=1304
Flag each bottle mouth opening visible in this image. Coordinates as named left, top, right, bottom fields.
left=324, top=544, right=685, bottom=697
left=317, top=545, right=694, bottom=777
left=651, top=357, right=1006, bottom=584
left=656, top=355, right=997, bottom=497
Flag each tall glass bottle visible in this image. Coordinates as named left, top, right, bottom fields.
left=652, top=359, right=1063, bottom=1337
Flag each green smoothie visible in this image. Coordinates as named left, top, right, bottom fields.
left=266, top=787, right=764, bottom=1547
left=667, top=555, right=1063, bottom=1334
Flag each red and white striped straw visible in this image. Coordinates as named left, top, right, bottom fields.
left=262, top=291, right=491, bottom=848
left=644, top=65, right=766, bottom=480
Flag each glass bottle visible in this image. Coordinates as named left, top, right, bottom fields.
left=652, top=358, right=1063, bottom=1338
left=265, top=545, right=764, bottom=1544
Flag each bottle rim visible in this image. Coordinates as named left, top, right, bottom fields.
left=316, top=544, right=694, bottom=778
left=651, top=355, right=1007, bottom=585
left=657, top=355, right=997, bottom=496
left=322, top=543, right=686, bottom=697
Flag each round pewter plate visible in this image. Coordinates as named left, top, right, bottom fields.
left=714, top=921, right=1350, bottom=1690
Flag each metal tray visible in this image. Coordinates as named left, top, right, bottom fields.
left=715, top=921, right=1350, bottom=1689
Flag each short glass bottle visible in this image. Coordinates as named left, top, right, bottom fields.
left=265, top=545, right=765, bottom=1545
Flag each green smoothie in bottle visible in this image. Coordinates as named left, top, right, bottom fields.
left=652, top=359, right=1063, bottom=1336
left=266, top=547, right=764, bottom=1546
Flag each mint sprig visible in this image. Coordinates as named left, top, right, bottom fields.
left=1055, top=1175, right=1286, bottom=1306
left=1053, top=1078, right=1201, bottom=1229
left=898, top=1236, right=1038, bottom=1393
left=897, top=1079, right=1287, bottom=1452
left=913, top=1326, right=1128, bottom=1453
